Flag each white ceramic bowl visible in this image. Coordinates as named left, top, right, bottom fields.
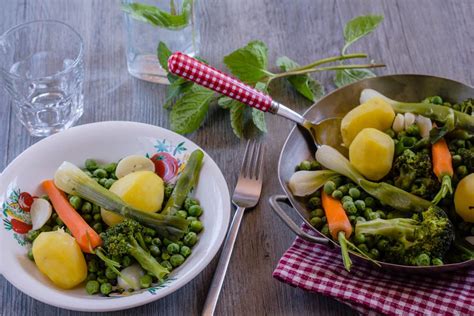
left=0, top=121, right=231, bottom=311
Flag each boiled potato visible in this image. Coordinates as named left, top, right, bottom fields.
left=32, top=229, right=87, bottom=289
left=341, top=97, right=395, bottom=147
left=102, top=170, right=164, bottom=226
left=454, top=173, right=474, bottom=223
left=349, top=128, right=394, bottom=181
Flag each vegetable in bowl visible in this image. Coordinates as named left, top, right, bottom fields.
left=289, top=91, right=474, bottom=270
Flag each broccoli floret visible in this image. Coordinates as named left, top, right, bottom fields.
left=355, top=206, right=454, bottom=266
left=101, top=219, right=169, bottom=281
left=392, top=149, right=439, bottom=199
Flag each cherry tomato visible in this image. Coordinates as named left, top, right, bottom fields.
left=10, top=219, right=32, bottom=234
left=18, top=192, right=34, bottom=212
left=150, top=152, right=179, bottom=182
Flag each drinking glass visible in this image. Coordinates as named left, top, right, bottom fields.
left=0, top=20, right=84, bottom=137
left=122, top=0, right=200, bottom=84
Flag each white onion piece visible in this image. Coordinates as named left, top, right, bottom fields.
left=392, top=113, right=405, bottom=133
left=466, top=236, right=474, bottom=246
left=30, top=198, right=52, bottom=230
left=360, top=89, right=396, bottom=105
left=416, top=115, right=433, bottom=138
left=404, top=113, right=416, bottom=129
left=288, top=170, right=338, bottom=197
left=115, top=155, right=155, bottom=179
left=117, top=264, right=145, bottom=290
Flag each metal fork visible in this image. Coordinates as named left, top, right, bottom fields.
left=202, top=140, right=264, bottom=316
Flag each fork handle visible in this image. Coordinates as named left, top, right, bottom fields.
left=168, top=52, right=273, bottom=112
left=202, top=205, right=246, bottom=316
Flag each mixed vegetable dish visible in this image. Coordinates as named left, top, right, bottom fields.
left=289, top=89, right=474, bottom=270
left=23, top=149, right=205, bottom=295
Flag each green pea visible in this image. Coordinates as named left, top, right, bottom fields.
left=298, top=160, right=311, bottom=171
left=188, top=205, right=203, bottom=217
left=84, top=170, right=93, bottom=177
left=310, top=160, right=321, bottom=170
left=83, top=214, right=92, bottom=223
left=369, top=248, right=380, bottom=259
left=97, top=276, right=108, bottom=284
left=93, top=213, right=101, bottom=222
left=310, top=217, right=323, bottom=228
left=353, top=233, right=366, bottom=245
left=81, top=202, right=92, bottom=213
left=92, top=177, right=100, bottom=183
left=406, top=124, right=420, bottom=136
left=338, top=185, right=349, bottom=195
left=455, top=139, right=466, bottom=148
left=341, top=195, right=353, bottom=204
left=375, top=210, right=386, bottom=219
left=96, top=270, right=104, bottom=277
left=190, top=220, right=203, bottom=233
left=311, top=190, right=321, bottom=198
left=368, top=212, right=380, bottom=220
left=186, top=216, right=197, bottom=222
left=430, top=96, right=443, bottom=104
left=323, top=181, right=336, bottom=195
left=180, top=246, right=192, bottom=257
left=27, top=249, right=35, bottom=261
left=348, top=215, right=357, bottom=225
left=144, top=236, right=152, bottom=244
left=308, top=197, right=321, bottom=208
left=364, top=197, right=375, bottom=208
left=40, top=225, right=52, bottom=232
left=88, top=260, right=99, bottom=273
left=376, top=239, right=389, bottom=251
left=100, top=283, right=112, bottom=295
left=91, top=222, right=102, bottom=233
left=105, top=267, right=117, bottom=280
left=457, top=165, right=468, bottom=178
left=385, top=128, right=396, bottom=138
left=358, top=244, right=369, bottom=254
left=150, top=245, right=161, bottom=257
left=122, top=256, right=132, bottom=267
left=103, top=163, right=117, bottom=173
left=93, top=168, right=108, bottom=179
left=354, top=200, right=366, bottom=211
left=356, top=216, right=366, bottom=223
left=104, top=179, right=116, bottom=189
left=161, top=251, right=171, bottom=261
left=161, top=260, right=173, bottom=270
left=176, top=210, right=188, bottom=219
left=69, top=195, right=82, bottom=210
left=311, top=208, right=325, bottom=218
left=152, top=238, right=162, bottom=246
left=332, top=190, right=343, bottom=199
left=170, top=254, right=185, bottom=267
left=86, top=280, right=100, bottom=295
left=65, top=228, right=72, bottom=235
left=92, top=204, right=101, bottom=214
left=397, top=131, right=407, bottom=139
left=99, top=178, right=108, bottom=186
left=452, top=154, right=462, bottom=166
left=26, top=230, right=40, bottom=242
left=321, top=216, right=327, bottom=224
left=432, top=258, right=444, bottom=266
left=167, top=243, right=180, bottom=254
left=87, top=273, right=97, bottom=281
left=139, top=274, right=153, bottom=288
left=348, top=188, right=360, bottom=199
left=342, top=201, right=357, bottom=215
left=184, top=232, right=198, bottom=246
left=85, top=159, right=99, bottom=171
left=320, top=225, right=330, bottom=236
left=143, top=227, right=156, bottom=237
left=415, top=253, right=430, bottom=266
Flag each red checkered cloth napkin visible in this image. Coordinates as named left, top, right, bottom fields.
left=273, top=225, right=474, bottom=315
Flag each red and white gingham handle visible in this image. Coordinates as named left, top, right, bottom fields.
left=168, top=52, right=273, bottom=112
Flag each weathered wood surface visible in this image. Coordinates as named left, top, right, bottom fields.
left=0, top=0, right=473, bottom=315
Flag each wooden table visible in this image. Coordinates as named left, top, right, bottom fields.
left=1, top=0, right=472, bottom=315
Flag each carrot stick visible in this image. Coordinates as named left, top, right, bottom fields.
left=42, top=180, right=102, bottom=253
left=431, top=138, right=453, bottom=204
left=321, top=191, right=353, bottom=240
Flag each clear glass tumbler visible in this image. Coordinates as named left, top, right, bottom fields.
left=122, top=0, right=200, bottom=84
left=0, top=20, right=84, bottom=137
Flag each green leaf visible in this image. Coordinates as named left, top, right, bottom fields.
left=342, top=15, right=383, bottom=53
left=170, top=85, right=214, bottom=134
left=157, top=41, right=172, bottom=71
left=230, top=101, right=246, bottom=138
left=333, top=69, right=375, bottom=88
left=122, top=0, right=193, bottom=30
left=217, top=96, right=234, bottom=109
left=223, top=41, right=271, bottom=84
left=163, top=80, right=193, bottom=109
left=276, top=56, right=324, bottom=101
left=251, top=109, right=267, bottom=133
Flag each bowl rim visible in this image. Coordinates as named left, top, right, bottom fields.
left=0, top=121, right=231, bottom=311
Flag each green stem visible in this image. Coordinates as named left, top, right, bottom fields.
left=432, top=175, right=452, bottom=205
left=338, top=231, right=352, bottom=272
left=268, top=63, right=385, bottom=83
left=291, top=53, right=368, bottom=72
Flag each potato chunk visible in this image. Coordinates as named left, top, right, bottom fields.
left=349, top=128, right=394, bottom=181
left=454, top=173, right=474, bottom=223
left=32, top=230, right=87, bottom=289
left=341, top=97, right=395, bottom=147
left=101, top=170, right=164, bottom=226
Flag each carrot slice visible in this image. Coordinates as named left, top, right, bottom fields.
left=321, top=191, right=353, bottom=240
left=41, top=180, right=102, bottom=253
left=432, top=138, right=453, bottom=179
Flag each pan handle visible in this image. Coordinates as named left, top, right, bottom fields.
left=269, top=195, right=330, bottom=245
